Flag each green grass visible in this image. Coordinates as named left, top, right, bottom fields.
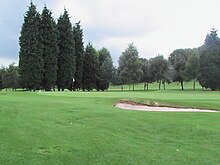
left=109, top=81, right=203, bottom=91
left=0, top=89, right=220, bottom=164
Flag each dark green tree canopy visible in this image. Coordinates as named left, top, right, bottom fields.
left=57, top=9, right=75, bottom=91
left=111, top=66, right=122, bottom=85
left=181, top=49, right=200, bottom=90
left=41, top=6, right=59, bottom=91
left=140, top=58, right=153, bottom=90
left=1, top=63, right=19, bottom=90
left=96, top=48, right=113, bottom=91
left=0, top=67, right=5, bottom=90
left=73, top=21, right=84, bottom=90
left=19, top=2, right=44, bottom=90
left=82, top=43, right=99, bottom=91
left=118, top=43, right=143, bottom=90
left=199, top=29, right=220, bottom=90
left=168, top=49, right=191, bottom=90
left=149, top=55, right=168, bottom=90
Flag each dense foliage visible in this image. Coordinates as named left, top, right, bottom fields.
left=82, top=43, right=99, bottom=91
left=15, top=2, right=220, bottom=91
left=0, top=63, right=19, bottom=90
left=168, top=49, right=191, bottom=90
left=41, top=6, right=59, bottom=91
left=96, top=48, right=113, bottom=91
left=57, top=9, right=75, bottom=91
left=19, top=2, right=43, bottom=90
left=198, top=29, right=220, bottom=90
left=182, top=49, right=200, bottom=90
left=73, top=22, right=84, bottom=90
left=140, top=58, right=152, bottom=90
left=149, top=55, right=169, bottom=90
left=118, top=43, right=143, bottom=90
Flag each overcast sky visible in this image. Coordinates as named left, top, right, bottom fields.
left=1, top=0, right=220, bottom=66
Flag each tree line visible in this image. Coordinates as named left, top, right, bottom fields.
left=0, top=3, right=220, bottom=91
left=17, top=2, right=113, bottom=91
left=113, top=29, right=220, bottom=91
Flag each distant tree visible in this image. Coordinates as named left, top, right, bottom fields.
left=181, top=49, right=200, bottom=90
left=149, top=55, right=168, bottom=90
left=0, top=67, right=5, bottom=90
left=57, top=9, right=75, bottom=91
left=19, top=2, right=44, bottom=91
left=96, top=48, right=113, bottom=91
left=162, top=62, right=174, bottom=89
left=198, top=29, right=220, bottom=90
left=41, top=6, right=59, bottom=91
left=82, top=43, right=99, bottom=91
left=118, top=43, right=143, bottom=90
left=140, top=58, right=153, bottom=90
left=111, top=66, right=122, bottom=85
left=2, top=63, right=19, bottom=91
left=168, top=49, right=191, bottom=90
left=73, top=21, right=84, bottom=90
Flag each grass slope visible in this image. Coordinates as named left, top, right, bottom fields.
left=0, top=90, right=220, bottom=165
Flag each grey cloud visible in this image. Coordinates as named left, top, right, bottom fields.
left=1, top=0, right=220, bottom=66
left=0, top=0, right=58, bottom=66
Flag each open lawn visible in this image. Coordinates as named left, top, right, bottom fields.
left=109, top=81, right=203, bottom=91
left=0, top=89, right=220, bottom=164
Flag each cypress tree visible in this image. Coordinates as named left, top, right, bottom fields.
left=19, top=2, right=44, bottom=90
left=96, top=48, right=113, bottom=91
left=199, top=29, right=220, bottom=90
left=73, top=22, right=84, bottom=90
left=57, top=9, right=75, bottom=91
left=41, top=6, right=59, bottom=91
left=82, top=43, right=99, bottom=91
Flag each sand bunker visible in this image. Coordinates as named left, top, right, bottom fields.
left=115, top=102, right=218, bottom=113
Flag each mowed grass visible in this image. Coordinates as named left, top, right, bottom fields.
left=109, top=81, right=203, bottom=91
left=0, top=89, right=220, bottom=165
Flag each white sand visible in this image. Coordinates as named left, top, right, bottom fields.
left=115, top=103, right=218, bottom=113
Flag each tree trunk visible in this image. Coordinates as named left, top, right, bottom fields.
left=193, top=79, right=196, bottom=90
left=129, top=83, right=130, bottom=91
left=133, top=83, right=135, bottom=91
left=159, top=80, right=161, bottom=90
left=163, top=82, right=166, bottom=90
left=144, top=82, right=146, bottom=91
left=147, top=83, right=149, bottom=90
left=181, top=81, right=184, bottom=90
left=121, top=85, right=123, bottom=91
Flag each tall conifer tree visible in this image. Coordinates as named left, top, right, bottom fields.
left=96, top=48, right=113, bottom=91
left=82, top=43, right=99, bottom=91
left=199, top=29, right=220, bottom=90
left=73, top=22, right=84, bottom=90
left=57, top=9, right=75, bottom=91
left=41, top=6, right=59, bottom=91
left=19, top=2, right=44, bottom=90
